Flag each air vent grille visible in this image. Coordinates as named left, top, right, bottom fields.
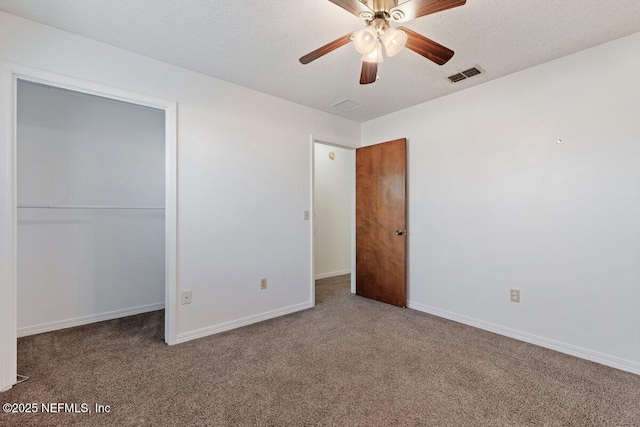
left=448, top=66, right=483, bottom=83
left=462, top=67, right=481, bottom=78
left=332, top=98, right=363, bottom=112
left=448, top=73, right=466, bottom=83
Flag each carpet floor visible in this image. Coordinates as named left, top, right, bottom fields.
left=1, top=275, right=639, bottom=426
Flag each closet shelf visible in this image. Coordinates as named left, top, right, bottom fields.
left=18, top=205, right=164, bottom=210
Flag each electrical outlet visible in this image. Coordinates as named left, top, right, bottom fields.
left=304, top=210, right=310, bottom=220
left=260, top=278, right=268, bottom=290
left=510, top=289, right=520, bottom=303
left=181, top=290, right=192, bottom=305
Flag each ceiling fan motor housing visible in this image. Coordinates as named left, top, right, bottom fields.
left=370, top=13, right=391, bottom=32
left=359, top=0, right=405, bottom=21
left=369, top=0, right=401, bottom=13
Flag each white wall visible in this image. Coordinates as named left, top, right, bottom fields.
left=314, top=143, right=353, bottom=279
left=0, top=11, right=360, bottom=342
left=16, top=80, right=165, bottom=335
left=362, top=33, right=640, bottom=373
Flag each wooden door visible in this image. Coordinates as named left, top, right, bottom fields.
left=356, top=138, right=407, bottom=307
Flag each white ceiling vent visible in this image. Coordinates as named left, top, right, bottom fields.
left=332, top=99, right=363, bottom=112
left=448, top=66, right=483, bottom=83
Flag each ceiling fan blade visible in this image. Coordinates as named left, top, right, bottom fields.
left=390, top=0, right=466, bottom=22
left=299, top=33, right=353, bottom=64
left=398, top=26, right=454, bottom=65
left=327, top=0, right=374, bottom=18
left=360, top=61, right=377, bottom=85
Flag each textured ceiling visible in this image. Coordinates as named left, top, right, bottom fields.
left=1, top=0, right=639, bottom=122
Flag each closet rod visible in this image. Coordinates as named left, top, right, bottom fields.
left=18, top=205, right=165, bottom=210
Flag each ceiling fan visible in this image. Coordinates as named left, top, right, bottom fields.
left=299, top=0, right=466, bottom=84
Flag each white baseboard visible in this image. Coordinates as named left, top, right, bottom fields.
left=17, top=302, right=165, bottom=338
left=407, top=300, right=640, bottom=376
left=176, top=301, right=313, bottom=344
left=315, top=269, right=351, bottom=280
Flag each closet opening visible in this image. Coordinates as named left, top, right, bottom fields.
left=16, top=80, right=166, bottom=339
left=0, top=64, right=177, bottom=391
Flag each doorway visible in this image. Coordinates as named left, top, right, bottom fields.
left=310, top=137, right=357, bottom=305
left=0, top=63, right=177, bottom=392
left=310, top=137, right=408, bottom=308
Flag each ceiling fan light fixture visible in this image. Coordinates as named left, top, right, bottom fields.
left=382, top=28, right=407, bottom=57
left=299, top=0, right=466, bottom=84
left=353, top=26, right=378, bottom=55
left=362, top=42, right=384, bottom=63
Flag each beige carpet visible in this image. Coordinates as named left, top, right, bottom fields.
left=1, top=275, right=639, bottom=426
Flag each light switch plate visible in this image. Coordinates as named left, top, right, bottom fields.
left=181, top=290, right=192, bottom=305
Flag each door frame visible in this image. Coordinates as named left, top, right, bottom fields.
left=0, top=62, right=178, bottom=392
left=309, top=135, right=358, bottom=305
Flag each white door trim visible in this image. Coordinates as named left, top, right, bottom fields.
left=309, top=135, right=358, bottom=306
left=0, top=62, right=179, bottom=392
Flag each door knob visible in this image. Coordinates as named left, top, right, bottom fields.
left=395, top=229, right=406, bottom=236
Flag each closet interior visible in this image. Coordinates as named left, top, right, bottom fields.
left=16, top=80, right=166, bottom=337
